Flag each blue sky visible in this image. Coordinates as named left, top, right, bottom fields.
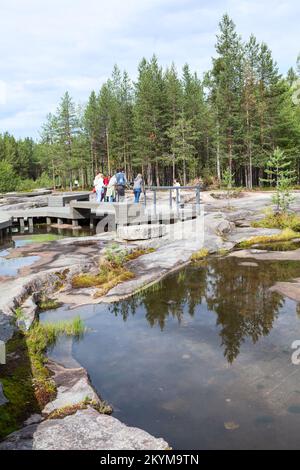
left=0, top=0, right=299, bottom=139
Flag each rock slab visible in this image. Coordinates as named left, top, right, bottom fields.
left=43, top=361, right=100, bottom=415
left=0, top=408, right=169, bottom=450
left=117, top=224, right=167, bottom=240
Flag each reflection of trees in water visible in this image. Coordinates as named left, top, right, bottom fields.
left=205, top=259, right=285, bottom=363
left=109, top=259, right=300, bottom=363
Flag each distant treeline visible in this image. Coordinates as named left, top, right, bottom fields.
left=1, top=14, right=300, bottom=192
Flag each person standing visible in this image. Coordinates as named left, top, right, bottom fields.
left=94, top=173, right=104, bottom=203
left=101, top=175, right=110, bottom=202
left=106, top=174, right=116, bottom=202
left=172, top=178, right=181, bottom=204
left=133, top=174, right=144, bottom=203
left=93, top=171, right=102, bottom=190
left=115, top=169, right=127, bottom=202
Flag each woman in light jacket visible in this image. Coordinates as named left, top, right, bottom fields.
left=133, top=174, right=144, bottom=203
left=94, top=173, right=104, bottom=203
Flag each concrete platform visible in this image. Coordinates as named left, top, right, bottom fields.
left=0, top=212, right=12, bottom=243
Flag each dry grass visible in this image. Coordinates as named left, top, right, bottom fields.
left=72, top=259, right=135, bottom=297
left=191, top=248, right=209, bottom=262
left=238, top=228, right=300, bottom=248
left=125, top=248, right=155, bottom=261
left=70, top=246, right=155, bottom=297
left=47, top=399, right=113, bottom=420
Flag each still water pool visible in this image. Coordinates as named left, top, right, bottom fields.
left=43, top=257, right=300, bottom=450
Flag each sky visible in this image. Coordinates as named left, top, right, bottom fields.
left=0, top=0, right=299, bottom=139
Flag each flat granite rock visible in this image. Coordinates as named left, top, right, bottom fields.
left=0, top=408, right=169, bottom=450
left=117, top=224, right=167, bottom=241
left=43, top=361, right=100, bottom=415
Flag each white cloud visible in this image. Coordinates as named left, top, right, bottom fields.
left=0, top=0, right=299, bottom=138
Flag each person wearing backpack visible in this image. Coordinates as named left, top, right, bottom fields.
left=115, top=169, right=127, bottom=202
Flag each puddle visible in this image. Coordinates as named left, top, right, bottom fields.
left=40, top=257, right=300, bottom=450
left=0, top=255, right=40, bottom=277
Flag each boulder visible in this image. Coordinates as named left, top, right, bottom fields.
left=0, top=312, right=15, bottom=343
left=117, top=224, right=167, bottom=241
left=0, top=382, right=8, bottom=406
left=0, top=408, right=169, bottom=450
left=24, top=414, right=43, bottom=426
left=216, top=220, right=235, bottom=236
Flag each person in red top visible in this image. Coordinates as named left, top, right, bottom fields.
left=102, top=175, right=110, bottom=201
left=103, top=176, right=110, bottom=186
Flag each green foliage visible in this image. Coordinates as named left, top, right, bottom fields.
left=0, top=161, right=17, bottom=192
left=252, top=210, right=300, bottom=231
left=0, top=317, right=84, bottom=439
left=38, top=298, right=62, bottom=312
left=262, top=147, right=296, bottom=212
left=222, top=167, right=235, bottom=206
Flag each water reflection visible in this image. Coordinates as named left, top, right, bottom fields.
left=111, top=258, right=300, bottom=363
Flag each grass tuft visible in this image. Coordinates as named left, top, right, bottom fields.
left=0, top=316, right=85, bottom=439
left=252, top=211, right=300, bottom=232
left=191, top=248, right=209, bottom=262
left=47, top=398, right=112, bottom=420
left=38, top=298, right=62, bottom=312
left=238, top=228, right=300, bottom=249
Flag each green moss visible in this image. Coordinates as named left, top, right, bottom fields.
left=252, top=211, right=300, bottom=232
left=0, top=332, right=41, bottom=439
left=238, top=228, right=300, bottom=249
left=38, top=298, right=62, bottom=312
left=0, top=317, right=85, bottom=440
left=15, top=307, right=25, bottom=321
left=217, top=248, right=230, bottom=256
left=25, top=234, right=64, bottom=243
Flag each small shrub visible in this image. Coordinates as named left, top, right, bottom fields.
left=125, top=248, right=155, bottom=261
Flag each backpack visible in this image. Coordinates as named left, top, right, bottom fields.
left=116, top=172, right=125, bottom=185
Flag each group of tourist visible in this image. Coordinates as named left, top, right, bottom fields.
left=93, top=171, right=182, bottom=204
left=93, top=170, right=145, bottom=204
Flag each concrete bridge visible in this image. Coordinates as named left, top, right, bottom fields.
left=0, top=187, right=201, bottom=235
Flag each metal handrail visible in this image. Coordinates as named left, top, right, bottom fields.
left=143, top=185, right=201, bottom=215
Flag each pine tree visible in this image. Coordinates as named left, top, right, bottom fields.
left=210, top=14, right=244, bottom=173
left=263, top=147, right=296, bottom=212
left=167, top=116, right=197, bottom=185
left=56, top=92, right=79, bottom=189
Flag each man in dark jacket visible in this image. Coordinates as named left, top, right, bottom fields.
left=115, top=169, right=127, bottom=202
